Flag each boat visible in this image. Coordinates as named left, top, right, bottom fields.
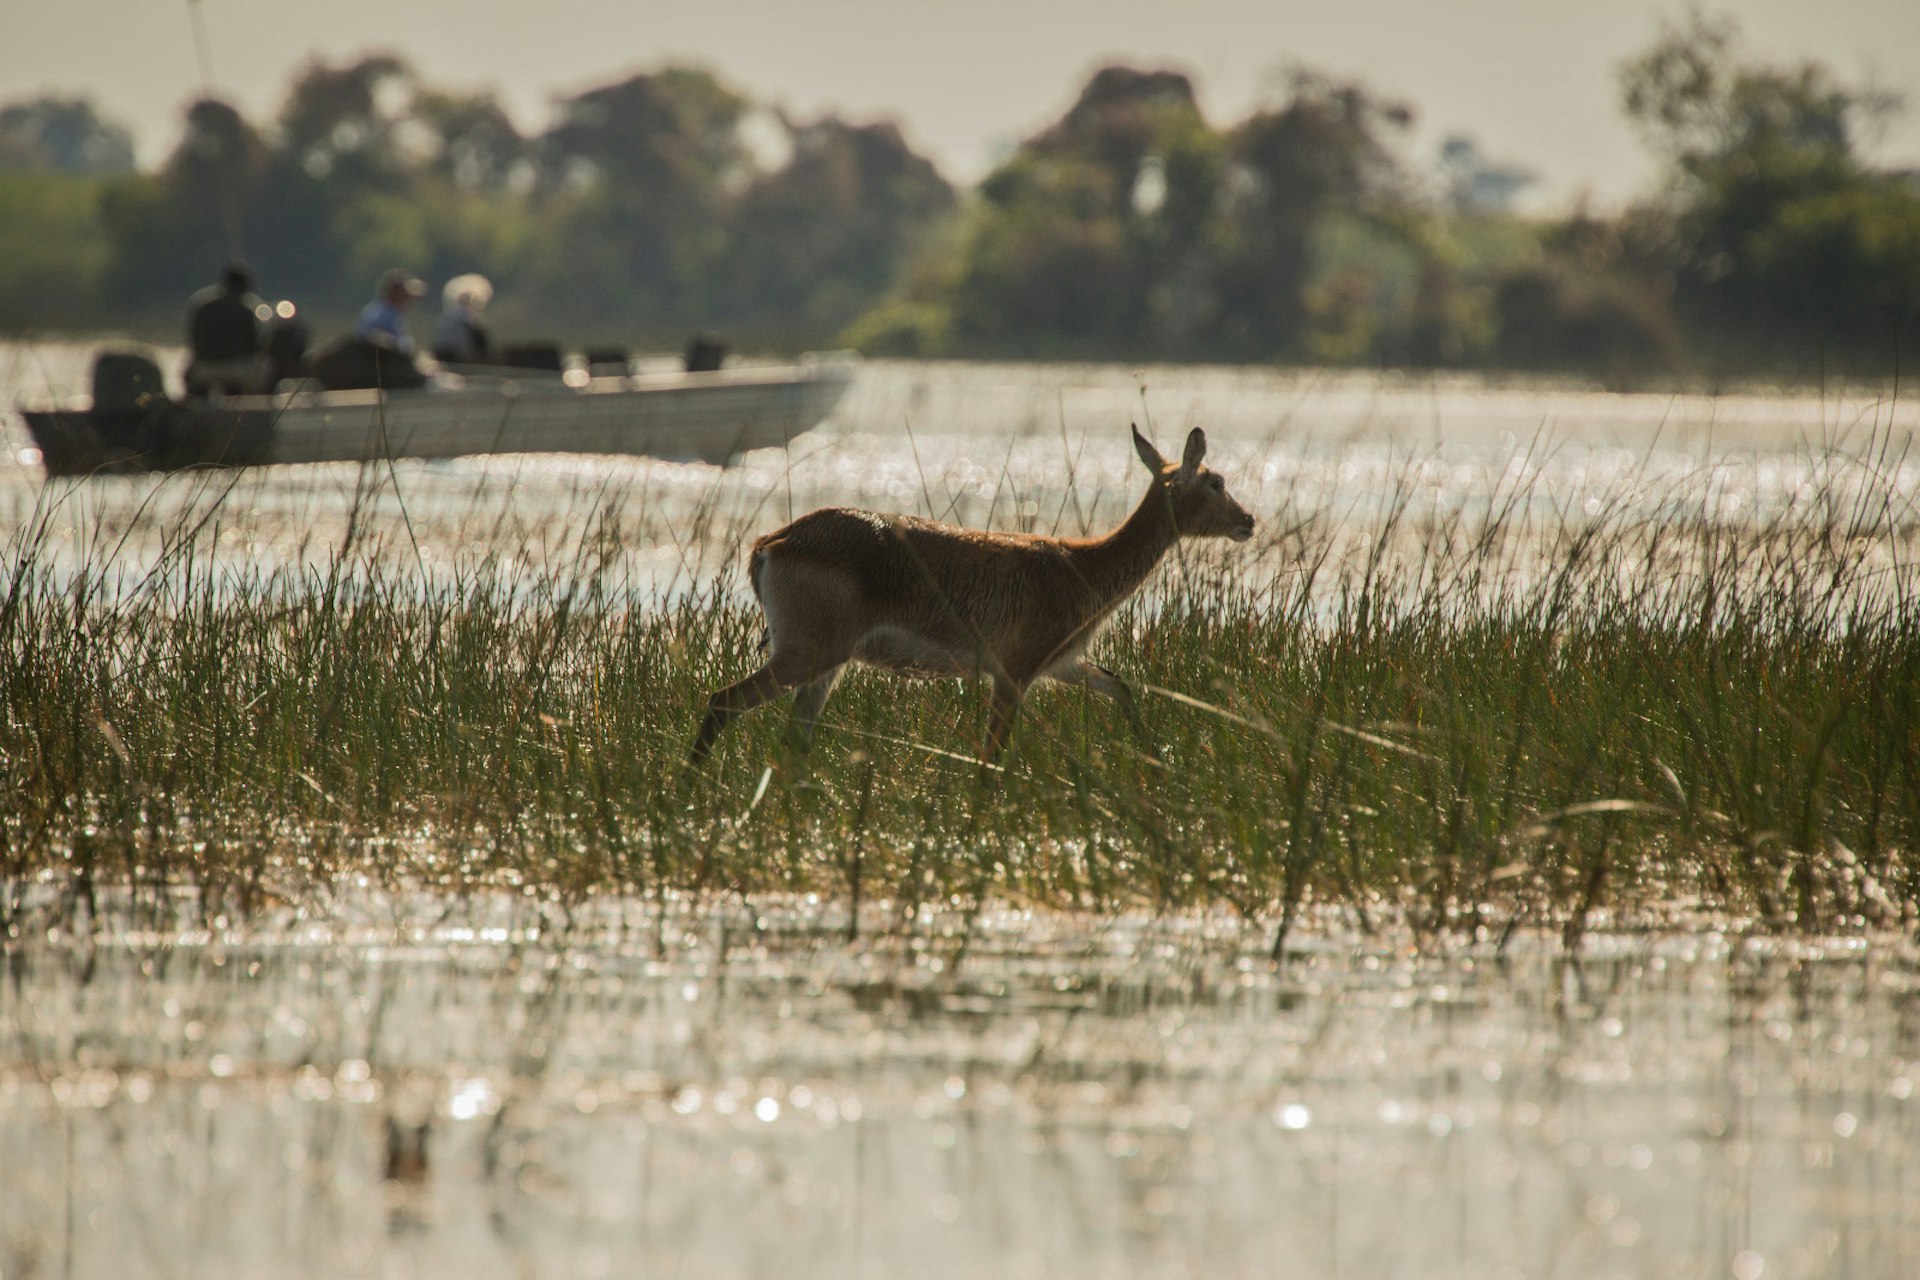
left=17, top=352, right=857, bottom=477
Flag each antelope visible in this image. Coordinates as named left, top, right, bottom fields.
left=689, top=424, right=1256, bottom=765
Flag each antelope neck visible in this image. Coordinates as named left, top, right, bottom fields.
left=1065, top=481, right=1180, bottom=605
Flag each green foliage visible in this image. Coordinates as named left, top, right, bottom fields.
left=95, top=99, right=267, bottom=310
left=718, top=120, right=956, bottom=341
left=408, top=89, right=527, bottom=192
left=0, top=96, right=135, bottom=174
left=545, top=66, right=750, bottom=199
left=1490, top=260, right=1685, bottom=381
left=275, top=52, right=414, bottom=190
left=1297, top=215, right=1424, bottom=363
left=944, top=68, right=1228, bottom=358
left=947, top=68, right=1224, bottom=358
left=6, top=25, right=1919, bottom=375
left=1622, top=11, right=1877, bottom=179
left=838, top=297, right=952, bottom=357
left=0, top=60, right=953, bottom=349
left=0, top=173, right=115, bottom=328
left=1745, top=181, right=1920, bottom=351
left=952, top=165, right=1139, bottom=357
left=1620, top=10, right=1920, bottom=371
left=1207, top=75, right=1414, bottom=359
left=893, top=28, right=1920, bottom=375
left=932, top=65, right=1420, bottom=363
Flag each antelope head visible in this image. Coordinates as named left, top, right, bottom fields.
left=1132, top=424, right=1256, bottom=542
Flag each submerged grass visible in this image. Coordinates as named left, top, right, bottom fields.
left=3, top=429, right=1919, bottom=948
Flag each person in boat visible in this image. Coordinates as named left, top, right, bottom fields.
left=431, top=273, right=494, bottom=366
left=183, top=261, right=273, bottom=398
left=302, top=267, right=429, bottom=392
left=354, top=267, right=426, bottom=355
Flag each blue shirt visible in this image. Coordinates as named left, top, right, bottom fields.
left=354, top=299, right=415, bottom=354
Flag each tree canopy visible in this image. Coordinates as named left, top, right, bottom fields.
left=0, top=97, right=135, bottom=174
left=1618, top=11, right=1920, bottom=366
left=2, top=56, right=955, bottom=349
left=3, top=14, right=1918, bottom=379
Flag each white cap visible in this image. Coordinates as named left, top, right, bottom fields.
left=442, top=273, right=494, bottom=311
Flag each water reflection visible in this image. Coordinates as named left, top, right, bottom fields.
left=4, top=354, right=1916, bottom=608
left=3, top=895, right=1916, bottom=1278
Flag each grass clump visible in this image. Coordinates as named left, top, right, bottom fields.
left=2, top=435, right=1917, bottom=948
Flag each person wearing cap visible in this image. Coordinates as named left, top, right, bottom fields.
left=183, top=261, right=272, bottom=398
left=431, top=273, right=494, bottom=366
left=354, top=267, right=426, bottom=355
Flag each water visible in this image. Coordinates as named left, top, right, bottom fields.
left=4, top=895, right=1917, bottom=1279
left=3, top=345, right=1919, bottom=1277
left=6, top=346, right=1917, bottom=599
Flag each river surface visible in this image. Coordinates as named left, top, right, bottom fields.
left=3, top=345, right=1919, bottom=1278
left=4, top=894, right=1917, bottom=1280
left=5, top=343, right=1917, bottom=596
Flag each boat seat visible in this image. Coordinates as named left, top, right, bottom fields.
left=307, top=336, right=427, bottom=391
left=684, top=334, right=728, bottom=373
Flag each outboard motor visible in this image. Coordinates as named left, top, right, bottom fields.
left=92, top=350, right=168, bottom=414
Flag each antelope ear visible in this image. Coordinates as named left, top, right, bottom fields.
left=1180, top=427, right=1208, bottom=474
left=1132, top=423, right=1166, bottom=472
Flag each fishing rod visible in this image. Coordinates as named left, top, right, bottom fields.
left=185, top=0, right=246, bottom=259
left=187, top=0, right=217, bottom=97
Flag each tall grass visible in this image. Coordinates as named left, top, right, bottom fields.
left=2, top=430, right=1917, bottom=946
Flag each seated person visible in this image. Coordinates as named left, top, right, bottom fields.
left=183, top=262, right=273, bottom=397
left=354, top=268, right=425, bottom=355
left=431, top=274, right=494, bottom=366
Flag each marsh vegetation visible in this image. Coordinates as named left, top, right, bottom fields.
left=5, top=362, right=1917, bottom=949
left=5, top=357, right=1920, bottom=1279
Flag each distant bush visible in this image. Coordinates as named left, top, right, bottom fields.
left=1491, top=262, right=1685, bottom=381
left=841, top=298, right=951, bottom=358
left=0, top=62, right=955, bottom=350
left=1621, top=10, right=1920, bottom=373
left=0, top=173, right=115, bottom=329
left=1743, top=181, right=1920, bottom=357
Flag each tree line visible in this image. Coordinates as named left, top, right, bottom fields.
left=0, top=58, right=954, bottom=351
left=3, top=11, right=1917, bottom=379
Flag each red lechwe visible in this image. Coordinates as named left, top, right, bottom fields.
left=689, top=424, right=1256, bottom=764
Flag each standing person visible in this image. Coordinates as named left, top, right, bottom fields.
left=183, top=261, right=271, bottom=397
left=431, top=274, right=494, bottom=366
left=354, top=267, right=426, bottom=354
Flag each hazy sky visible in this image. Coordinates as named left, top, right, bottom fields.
left=7, top=0, right=1920, bottom=209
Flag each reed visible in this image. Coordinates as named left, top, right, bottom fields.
left=2, top=430, right=1916, bottom=944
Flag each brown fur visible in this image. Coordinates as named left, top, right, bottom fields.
left=689, top=425, right=1255, bottom=763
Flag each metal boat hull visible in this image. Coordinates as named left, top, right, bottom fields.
left=19, top=361, right=854, bottom=477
